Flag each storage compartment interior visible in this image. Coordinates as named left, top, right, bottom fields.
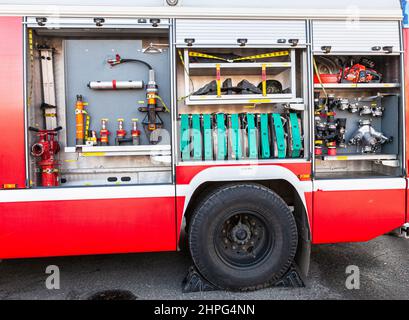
left=313, top=54, right=403, bottom=178
left=176, top=47, right=308, bottom=162
left=26, top=27, right=173, bottom=187
left=25, top=19, right=406, bottom=184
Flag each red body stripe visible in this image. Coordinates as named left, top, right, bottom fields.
left=176, top=163, right=311, bottom=185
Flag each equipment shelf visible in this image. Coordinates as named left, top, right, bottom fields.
left=314, top=83, right=400, bottom=89
left=185, top=97, right=303, bottom=105
left=182, top=48, right=298, bottom=106
left=188, top=62, right=291, bottom=76
left=321, top=154, right=397, bottom=161
left=64, top=145, right=171, bottom=157
left=185, top=94, right=301, bottom=106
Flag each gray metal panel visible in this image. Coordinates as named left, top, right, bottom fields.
left=65, top=39, right=171, bottom=147
left=176, top=19, right=307, bottom=46
left=312, top=20, right=401, bottom=53
left=380, top=95, right=400, bottom=154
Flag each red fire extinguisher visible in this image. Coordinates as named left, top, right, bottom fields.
left=29, top=126, right=62, bottom=187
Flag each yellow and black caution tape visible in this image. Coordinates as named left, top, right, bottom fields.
left=177, top=49, right=195, bottom=100
left=188, top=50, right=289, bottom=63
left=188, top=51, right=227, bottom=61
left=232, top=51, right=289, bottom=62
left=27, top=29, right=34, bottom=108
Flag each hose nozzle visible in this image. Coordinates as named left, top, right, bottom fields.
left=107, top=54, right=122, bottom=66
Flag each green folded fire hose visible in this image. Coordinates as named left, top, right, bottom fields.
left=288, top=113, right=302, bottom=158
left=180, top=114, right=190, bottom=161
left=216, top=113, right=227, bottom=160
left=191, top=114, right=202, bottom=160
left=272, top=113, right=286, bottom=159
left=203, top=114, right=213, bottom=161
left=230, top=114, right=242, bottom=159
left=246, top=113, right=258, bottom=159
left=260, top=114, right=270, bottom=159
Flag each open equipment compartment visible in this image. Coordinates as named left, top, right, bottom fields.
left=175, top=19, right=309, bottom=162
left=25, top=18, right=173, bottom=188
left=312, top=19, right=404, bottom=178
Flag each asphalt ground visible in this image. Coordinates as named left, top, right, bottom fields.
left=0, top=235, right=408, bottom=300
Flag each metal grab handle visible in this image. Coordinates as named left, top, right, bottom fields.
left=184, top=38, right=195, bottom=46
left=28, top=126, right=40, bottom=132
left=29, top=126, right=62, bottom=132
left=321, top=46, right=332, bottom=53
left=383, top=46, right=393, bottom=53
left=288, top=39, right=299, bottom=46
left=237, top=38, right=248, bottom=46
left=93, top=17, right=105, bottom=27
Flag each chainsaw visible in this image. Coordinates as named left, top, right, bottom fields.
left=338, top=63, right=382, bottom=83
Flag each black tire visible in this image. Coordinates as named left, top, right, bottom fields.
left=188, top=183, right=298, bottom=291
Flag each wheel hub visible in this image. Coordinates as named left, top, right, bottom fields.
left=215, top=212, right=273, bottom=268
left=231, top=223, right=251, bottom=245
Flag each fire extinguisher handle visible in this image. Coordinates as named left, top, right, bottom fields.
left=28, top=126, right=40, bottom=132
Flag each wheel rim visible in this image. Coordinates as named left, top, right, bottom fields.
left=214, top=211, right=274, bottom=268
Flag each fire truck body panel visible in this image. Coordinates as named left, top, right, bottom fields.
left=313, top=178, right=407, bottom=243
left=0, top=17, right=25, bottom=189
left=0, top=194, right=177, bottom=259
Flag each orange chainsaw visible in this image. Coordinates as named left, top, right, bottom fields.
left=338, top=63, right=382, bottom=83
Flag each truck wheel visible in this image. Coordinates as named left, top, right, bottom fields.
left=188, top=183, right=298, bottom=291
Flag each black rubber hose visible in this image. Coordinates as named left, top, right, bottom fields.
left=119, top=59, right=153, bottom=70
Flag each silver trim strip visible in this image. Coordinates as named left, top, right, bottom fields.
left=0, top=5, right=402, bottom=20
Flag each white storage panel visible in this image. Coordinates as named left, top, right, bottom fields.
left=175, top=19, right=307, bottom=47
left=312, top=20, right=401, bottom=54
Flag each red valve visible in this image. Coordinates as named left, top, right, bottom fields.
left=29, top=127, right=61, bottom=187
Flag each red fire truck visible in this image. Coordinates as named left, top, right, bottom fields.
left=0, top=0, right=408, bottom=291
